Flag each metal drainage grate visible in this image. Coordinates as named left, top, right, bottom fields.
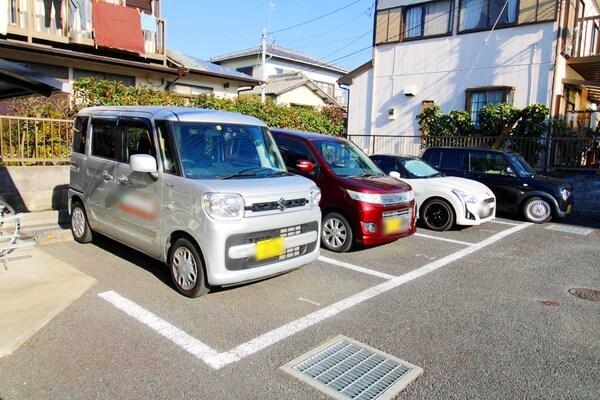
left=545, top=224, right=592, bottom=235
left=21, top=225, right=66, bottom=235
left=568, top=288, right=600, bottom=302
left=281, top=335, right=423, bottom=400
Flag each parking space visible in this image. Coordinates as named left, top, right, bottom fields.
left=2, top=215, right=599, bottom=399
left=34, top=217, right=530, bottom=370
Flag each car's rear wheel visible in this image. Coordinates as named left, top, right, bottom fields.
left=169, top=238, right=209, bottom=298
left=71, top=201, right=93, bottom=243
left=322, top=212, right=353, bottom=253
left=523, top=197, right=552, bottom=223
left=421, top=198, right=455, bottom=231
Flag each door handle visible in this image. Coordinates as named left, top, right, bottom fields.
left=102, top=172, right=113, bottom=181
left=117, top=176, right=130, bottom=186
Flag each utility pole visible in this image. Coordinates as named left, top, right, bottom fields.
left=261, top=28, right=267, bottom=103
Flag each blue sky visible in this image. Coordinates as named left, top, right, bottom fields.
left=161, top=0, right=375, bottom=71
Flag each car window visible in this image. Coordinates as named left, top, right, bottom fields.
left=156, top=120, right=179, bottom=175
left=273, top=136, right=316, bottom=171
left=121, top=118, right=155, bottom=163
left=314, top=140, right=382, bottom=177
left=172, top=122, right=286, bottom=179
left=401, top=159, right=441, bottom=178
left=439, top=150, right=466, bottom=170
left=72, top=116, right=88, bottom=154
left=469, top=153, right=509, bottom=174
left=371, top=157, right=397, bottom=175
left=91, top=117, right=118, bottom=160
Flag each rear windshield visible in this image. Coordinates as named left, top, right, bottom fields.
left=171, top=122, right=286, bottom=179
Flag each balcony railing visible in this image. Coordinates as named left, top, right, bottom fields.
left=4, top=0, right=166, bottom=62
left=569, top=15, right=600, bottom=58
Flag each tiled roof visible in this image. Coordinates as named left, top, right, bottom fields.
left=167, top=49, right=261, bottom=83
left=244, top=71, right=340, bottom=106
left=211, top=45, right=349, bottom=74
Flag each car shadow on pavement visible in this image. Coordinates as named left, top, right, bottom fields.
left=90, top=234, right=175, bottom=290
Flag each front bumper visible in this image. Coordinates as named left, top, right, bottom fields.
left=355, top=200, right=416, bottom=246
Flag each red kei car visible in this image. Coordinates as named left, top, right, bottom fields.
left=270, top=128, right=416, bottom=252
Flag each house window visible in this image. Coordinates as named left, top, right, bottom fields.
left=375, top=7, right=402, bottom=44
left=170, top=83, right=213, bottom=96
left=465, top=86, right=514, bottom=127
left=315, top=81, right=335, bottom=97
left=518, top=0, right=557, bottom=24
left=73, top=69, right=135, bottom=86
left=404, top=0, right=453, bottom=39
left=458, top=0, right=517, bottom=32
left=236, top=66, right=254, bottom=76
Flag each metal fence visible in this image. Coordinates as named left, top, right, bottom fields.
left=347, top=134, right=600, bottom=172
left=0, top=115, right=73, bottom=165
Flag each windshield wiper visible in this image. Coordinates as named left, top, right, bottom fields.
left=217, top=166, right=280, bottom=180
left=350, top=172, right=383, bottom=178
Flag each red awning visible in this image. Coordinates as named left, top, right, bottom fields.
left=92, top=2, right=145, bottom=55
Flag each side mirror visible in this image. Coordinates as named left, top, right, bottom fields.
left=130, top=154, right=158, bottom=173
left=389, top=171, right=401, bottom=179
left=296, top=160, right=314, bottom=173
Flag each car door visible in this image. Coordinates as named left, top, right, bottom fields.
left=84, top=115, right=120, bottom=236
left=112, top=115, right=163, bottom=257
left=467, top=151, right=521, bottom=212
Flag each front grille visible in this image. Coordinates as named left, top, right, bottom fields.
left=382, top=209, right=410, bottom=218
left=247, top=198, right=307, bottom=213
left=225, top=221, right=318, bottom=271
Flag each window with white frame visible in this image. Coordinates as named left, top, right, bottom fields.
left=458, top=0, right=518, bottom=32
left=404, top=0, right=453, bottom=39
left=465, top=87, right=514, bottom=127
left=315, top=81, right=335, bottom=98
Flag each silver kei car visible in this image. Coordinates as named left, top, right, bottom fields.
left=69, top=106, right=321, bottom=297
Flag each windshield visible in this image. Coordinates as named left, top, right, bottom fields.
left=172, top=122, right=286, bottom=179
left=314, top=139, right=383, bottom=177
left=507, top=153, right=536, bottom=176
left=401, top=159, right=442, bottom=179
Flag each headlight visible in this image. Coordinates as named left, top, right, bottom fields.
left=452, top=189, right=478, bottom=204
left=308, top=186, right=321, bottom=208
left=560, top=188, right=571, bottom=201
left=346, top=189, right=413, bottom=205
left=202, top=193, right=244, bottom=220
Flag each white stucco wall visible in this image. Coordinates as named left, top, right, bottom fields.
left=218, top=56, right=348, bottom=104
left=369, top=22, right=557, bottom=137
left=276, top=86, right=326, bottom=107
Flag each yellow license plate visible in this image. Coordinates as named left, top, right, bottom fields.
left=255, top=237, right=285, bottom=261
left=567, top=204, right=572, bottom=213
left=384, top=217, right=402, bottom=234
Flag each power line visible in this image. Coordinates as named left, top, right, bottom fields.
left=276, top=3, right=374, bottom=43
left=269, top=0, right=365, bottom=34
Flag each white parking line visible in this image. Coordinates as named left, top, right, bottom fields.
left=318, top=256, right=395, bottom=280
left=490, top=220, right=521, bottom=226
left=414, top=233, right=474, bottom=246
left=99, top=222, right=532, bottom=370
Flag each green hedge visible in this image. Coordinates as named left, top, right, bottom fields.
left=72, top=78, right=345, bottom=136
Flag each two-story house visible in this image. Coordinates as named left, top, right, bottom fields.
left=211, top=44, right=349, bottom=108
left=340, top=0, right=600, bottom=154
left=0, top=0, right=260, bottom=106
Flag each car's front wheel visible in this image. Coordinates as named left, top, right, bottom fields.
left=421, top=198, right=455, bottom=231
left=169, top=238, right=209, bottom=298
left=523, top=197, right=552, bottom=223
left=322, top=212, right=353, bottom=253
left=71, top=201, right=93, bottom=243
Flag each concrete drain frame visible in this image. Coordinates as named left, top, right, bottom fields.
left=281, top=335, right=423, bottom=400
